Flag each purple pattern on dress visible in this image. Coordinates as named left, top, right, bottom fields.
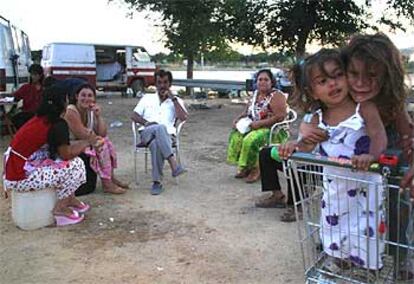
left=321, top=199, right=326, bottom=208
left=338, top=155, right=350, bottom=160
left=364, top=226, right=374, bottom=237
left=319, top=145, right=328, bottom=156
left=360, top=188, right=367, bottom=198
left=354, top=135, right=370, bottom=155
left=329, top=243, right=339, bottom=250
left=326, top=214, right=339, bottom=226
left=349, top=255, right=365, bottom=267
left=362, top=210, right=375, bottom=217
left=347, top=189, right=357, bottom=197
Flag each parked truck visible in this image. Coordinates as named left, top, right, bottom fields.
left=41, top=42, right=156, bottom=96
left=0, top=15, right=32, bottom=96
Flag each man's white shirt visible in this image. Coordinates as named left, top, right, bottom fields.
left=133, top=92, right=187, bottom=134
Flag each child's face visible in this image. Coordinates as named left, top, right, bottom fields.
left=256, top=72, right=273, bottom=93
left=310, top=60, right=349, bottom=107
left=347, top=58, right=383, bottom=103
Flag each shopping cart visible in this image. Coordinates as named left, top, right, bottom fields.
left=285, top=152, right=414, bottom=284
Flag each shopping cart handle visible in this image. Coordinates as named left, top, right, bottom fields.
left=379, top=154, right=399, bottom=167
left=289, top=151, right=406, bottom=176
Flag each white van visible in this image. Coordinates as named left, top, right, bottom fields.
left=41, top=42, right=156, bottom=96
left=0, top=15, right=32, bottom=96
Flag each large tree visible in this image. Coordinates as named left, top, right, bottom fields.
left=264, top=0, right=414, bottom=59
left=265, top=0, right=369, bottom=59
left=116, top=0, right=414, bottom=69
left=115, top=0, right=261, bottom=82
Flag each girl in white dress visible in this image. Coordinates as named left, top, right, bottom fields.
left=279, top=48, right=387, bottom=270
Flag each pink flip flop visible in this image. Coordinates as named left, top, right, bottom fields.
left=55, top=210, right=84, bottom=226
left=69, top=201, right=91, bottom=214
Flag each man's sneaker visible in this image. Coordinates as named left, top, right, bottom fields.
left=172, top=165, right=186, bottom=177
left=151, top=183, right=164, bottom=195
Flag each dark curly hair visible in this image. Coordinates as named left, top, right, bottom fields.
left=291, top=48, right=345, bottom=112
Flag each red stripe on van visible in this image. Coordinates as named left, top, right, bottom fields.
left=0, top=69, right=5, bottom=91
left=48, top=66, right=96, bottom=88
left=51, top=66, right=96, bottom=71
left=127, top=68, right=155, bottom=86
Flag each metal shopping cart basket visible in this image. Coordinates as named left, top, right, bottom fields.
left=285, top=152, right=414, bottom=284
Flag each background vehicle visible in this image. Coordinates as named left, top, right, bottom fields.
left=0, top=15, right=32, bottom=96
left=41, top=43, right=156, bottom=96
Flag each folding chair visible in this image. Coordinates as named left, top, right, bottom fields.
left=131, top=120, right=186, bottom=184
left=267, top=108, right=297, bottom=146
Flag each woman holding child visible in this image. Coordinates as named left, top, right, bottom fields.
left=257, top=33, right=414, bottom=218
left=227, top=69, right=289, bottom=183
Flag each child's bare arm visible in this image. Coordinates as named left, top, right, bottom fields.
left=299, top=121, right=328, bottom=144
left=278, top=114, right=320, bottom=159
left=297, top=114, right=320, bottom=153
left=359, top=101, right=387, bottom=160
left=278, top=139, right=315, bottom=159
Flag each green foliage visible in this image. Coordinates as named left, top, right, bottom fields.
left=152, top=52, right=182, bottom=64
left=265, top=0, right=369, bottom=58
left=377, top=0, right=414, bottom=31
left=202, top=43, right=243, bottom=63
left=218, top=0, right=268, bottom=47
left=114, top=0, right=414, bottom=66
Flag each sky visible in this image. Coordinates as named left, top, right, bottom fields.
left=1, top=0, right=414, bottom=56
left=1, top=0, right=168, bottom=54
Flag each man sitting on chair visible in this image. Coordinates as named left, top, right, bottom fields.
left=131, top=69, right=188, bottom=195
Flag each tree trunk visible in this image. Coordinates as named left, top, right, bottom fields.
left=296, top=2, right=316, bottom=60
left=186, top=54, right=194, bottom=97
left=295, top=37, right=307, bottom=60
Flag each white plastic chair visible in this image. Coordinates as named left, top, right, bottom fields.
left=132, top=120, right=186, bottom=184
left=267, top=108, right=297, bottom=146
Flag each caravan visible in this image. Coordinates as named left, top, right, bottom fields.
left=0, top=15, right=32, bottom=96
left=41, top=43, right=156, bottom=96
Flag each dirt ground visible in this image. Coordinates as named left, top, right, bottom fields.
left=0, top=95, right=305, bottom=284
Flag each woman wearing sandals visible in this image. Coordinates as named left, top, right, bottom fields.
left=227, top=69, right=289, bottom=183
left=4, top=85, right=100, bottom=226
left=64, top=83, right=128, bottom=194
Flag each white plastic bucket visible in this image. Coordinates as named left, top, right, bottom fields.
left=11, top=188, right=57, bottom=230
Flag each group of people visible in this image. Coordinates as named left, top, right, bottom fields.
left=3, top=68, right=187, bottom=226
left=2, top=30, right=414, bottom=277
left=226, top=32, right=414, bottom=276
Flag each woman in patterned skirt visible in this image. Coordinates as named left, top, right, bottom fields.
left=4, top=85, right=101, bottom=226
left=227, top=69, right=288, bottom=183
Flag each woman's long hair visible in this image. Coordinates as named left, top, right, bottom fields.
left=36, top=85, right=67, bottom=123
left=343, top=33, right=407, bottom=125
